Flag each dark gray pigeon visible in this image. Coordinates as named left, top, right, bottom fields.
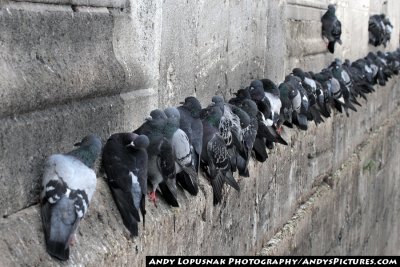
left=164, top=107, right=199, bottom=196
left=134, top=109, right=177, bottom=207
left=321, top=4, right=342, bottom=53
left=40, top=135, right=102, bottom=261
left=102, top=132, right=149, bottom=237
left=238, top=98, right=259, bottom=167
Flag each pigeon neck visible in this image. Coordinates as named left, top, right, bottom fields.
left=67, top=145, right=100, bottom=169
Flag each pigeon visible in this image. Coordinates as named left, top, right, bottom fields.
left=321, top=4, right=342, bottom=53
left=329, top=61, right=359, bottom=115
left=211, top=95, right=250, bottom=176
left=249, top=80, right=273, bottom=127
left=200, top=104, right=239, bottom=205
left=229, top=88, right=270, bottom=162
left=285, top=75, right=309, bottom=130
left=261, top=79, right=282, bottom=126
left=228, top=88, right=252, bottom=107
left=278, top=81, right=295, bottom=127
left=382, top=15, right=393, bottom=47
left=164, top=107, right=199, bottom=196
left=102, top=133, right=149, bottom=237
left=237, top=99, right=259, bottom=173
left=369, top=14, right=385, bottom=47
left=319, top=69, right=346, bottom=114
left=134, top=109, right=178, bottom=207
left=343, top=59, right=373, bottom=100
left=177, top=96, right=203, bottom=171
left=292, top=68, right=324, bottom=125
left=40, top=135, right=102, bottom=261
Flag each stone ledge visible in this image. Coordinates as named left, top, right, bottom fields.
left=11, top=0, right=126, bottom=9
left=0, top=80, right=399, bottom=266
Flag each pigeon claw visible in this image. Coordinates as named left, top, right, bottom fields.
left=276, top=126, right=282, bottom=135
left=69, top=233, right=76, bottom=247
left=149, top=192, right=158, bottom=208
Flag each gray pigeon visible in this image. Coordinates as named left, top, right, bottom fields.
left=134, top=109, right=177, bottom=207
left=102, top=133, right=149, bottom=237
left=40, top=135, right=102, bottom=261
left=177, top=96, right=203, bottom=171
left=164, top=107, right=199, bottom=196
left=321, top=4, right=342, bottom=53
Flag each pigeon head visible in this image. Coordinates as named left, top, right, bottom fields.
left=201, top=105, right=223, bottom=127
left=69, top=134, right=102, bottom=168
left=164, top=107, right=181, bottom=127
left=321, top=68, right=333, bottom=79
left=234, top=88, right=251, bottom=100
left=239, top=99, right=258, bottom=117
left=181, top=96, right=202, bottom=118
left=334, top=58, right=343, bottom=65
left=150, top=109, right=167, bottom=120
left=164, top=107, right=181, bottom=120
left=133, top=135, right=150, bottom=149
left=292, top=68, right=306, bottom=80
left=249, top=80, right=264, bottom=101
left=261, top=79, right=279, bottom=96
left=327, top=4, right=336, bottom=13
left=119, top=132, right=138, bottom=147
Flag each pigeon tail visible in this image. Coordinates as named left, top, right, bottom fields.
left=296, top=114, right=308, bottom=131
left=225, top=171, right=240, bottom=191
left=236, top=154, right=250, bottom=177
left=210, top=172, right=225, bottom=205
left=176, top=172, right=199, bottom=196
left=328, top=41, right=335, bottom=53
left=46, top=240, right=70, bottom=261
left=109, top=186, right=140, bottom=237
left=253, top=138, right=268, bottom=162
left=158, top=181, right=179, bottom=207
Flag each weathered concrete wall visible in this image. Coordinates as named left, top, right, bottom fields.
left=0, top=0, right=399, bottom=266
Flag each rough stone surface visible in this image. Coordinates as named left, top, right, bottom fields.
left=0, top=0, right=400, bottom=265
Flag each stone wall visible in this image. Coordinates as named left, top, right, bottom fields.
left=0, top=0, right=399, bottom=266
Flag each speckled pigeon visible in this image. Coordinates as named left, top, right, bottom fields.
left=102, top=133, right=149, bottom=237
left=211, top=95, right=250, bottom=176
left=40, top=135, right=102, bottom=261
left=200, top=104, right=239, bottom=205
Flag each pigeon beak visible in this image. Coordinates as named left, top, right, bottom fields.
left=126, top=141, right=135, bottom=148
left=179, top=101, right=185, bottom=105
left=145, top=116, right=153, bottom=121
left=74, top=141, right=82, bottom=147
